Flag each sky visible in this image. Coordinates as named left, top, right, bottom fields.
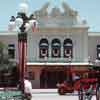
left=0, top=0, right=100, bottom=32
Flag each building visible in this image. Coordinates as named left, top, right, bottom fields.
left=0, top=1, right=100, bottom=88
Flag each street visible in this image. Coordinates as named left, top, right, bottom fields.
left=31, top=89, right=96, bottom=100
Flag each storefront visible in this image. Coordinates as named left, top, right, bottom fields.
left=26, top=62, right=92, bottom=88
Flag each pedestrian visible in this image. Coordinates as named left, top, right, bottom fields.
left=73, top=73, right=80, bottom=81
left=24, top=73, right=32, bottom=100
left=85, top=84, right=93, bottom=100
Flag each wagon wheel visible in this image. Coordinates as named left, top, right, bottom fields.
left=96, top=84, right=100, bottom=100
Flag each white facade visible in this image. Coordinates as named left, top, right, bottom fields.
left=0, top=31, right=18, bottom=62
left=27, top=28, right=89, bottom=63
left=27, top=2, right=89, bottom=63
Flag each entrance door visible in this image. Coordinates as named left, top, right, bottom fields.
left=40, top=69, right=66, bottom=88
left=46, top=70, right=66, bottom=88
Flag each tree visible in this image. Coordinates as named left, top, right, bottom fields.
left=0, top=41, right=6, bottom=64
left=0, top=42, right=19, bottom=87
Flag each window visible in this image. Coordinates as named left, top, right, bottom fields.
left=63, top=38, right=73, bottom=59
left=8, top=44, right=15, bottom=59
left=97, top=44, right=100, bottom=60
left=39, top=38, right=49, bottom=58
left=51, top=38, right=61, bottom=58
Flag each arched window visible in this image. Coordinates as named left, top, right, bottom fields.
left=97, top=44, right=100, bottom=60
left=39, top=38, right=49, bottom=58
left=63, top=38, right=73, bottom=59
left=51, top=38, right=61, bottom=57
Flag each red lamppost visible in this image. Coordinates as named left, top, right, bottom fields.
left=9, top=1, right=37, bottom=93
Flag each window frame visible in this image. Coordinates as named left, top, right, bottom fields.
left=51, top=38, right=61, bottom=58
left=63, top=38, right=73, bottom=58
left=39, top=38, right=49, bottom=58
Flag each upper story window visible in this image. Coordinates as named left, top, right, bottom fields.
left=39, top=38, right=49, bottom=58
left=51, top=38, right=61, bottom=58
left=97, top=44, right=100, bottom=60
left=63, top=38, right=73, bottom=59
left=8, top=44, right=15, bottom=59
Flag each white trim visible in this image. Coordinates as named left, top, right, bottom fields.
left=27, top=62, right=93, bottom=66
left=0, top=31, right=17, bottom=35
left=88, top=32, right=100, bottom=36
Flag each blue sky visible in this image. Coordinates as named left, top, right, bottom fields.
left=0, top=0, right=100, bottom=32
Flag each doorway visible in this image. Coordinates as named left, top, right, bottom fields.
left=40, top=68, right=66, bottom=88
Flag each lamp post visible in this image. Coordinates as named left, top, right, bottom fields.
left=9, top=1, right=37, bottom=93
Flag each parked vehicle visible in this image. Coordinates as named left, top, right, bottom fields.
left=57, top=66, right=100, bottom=100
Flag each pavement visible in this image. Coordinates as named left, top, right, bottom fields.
left=31, top=89, right=96, bottom=100
left=32, top=89, right=81, bottom=95
left=32, top=89, right=57, bottom=94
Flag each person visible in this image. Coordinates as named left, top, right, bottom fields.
left=24, top=74, right=32, bottom=100
left=73, top=73, right=80, bottom=81
left=85, top=84, right=93, bottom=100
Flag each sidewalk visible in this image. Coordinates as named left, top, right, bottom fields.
left=31, top=89, right=80, bottom=96
left=32, top=89, right=57, bottom=94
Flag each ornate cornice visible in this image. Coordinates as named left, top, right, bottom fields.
left=33, top=1, right=77, bottom=18
left=36, top=27, right=89, bottom=33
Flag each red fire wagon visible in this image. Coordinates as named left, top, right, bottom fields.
left=57, top=66, right=100, bottom=100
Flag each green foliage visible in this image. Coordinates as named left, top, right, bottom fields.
left=0, top=41, right=6, bottom=49
left=0, top=41, right=16, bottom=70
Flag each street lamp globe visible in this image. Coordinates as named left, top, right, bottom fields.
left=25, top=22, right=30, bottom=31
left=15, top=17, right=23, bottom=28
left=8, top=16, right=16, bottom=31
left=19, top=2, right=28, bottom=14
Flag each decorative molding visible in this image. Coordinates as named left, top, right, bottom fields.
left=33, top=1, right=78, bottom=18
left=62, top=1, right=77, bottom=16
left=34, top=2, right=50, bottom=17
left=36, top=27, right=89, bottom=33
left=50, top=7, right=61, bottom=17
